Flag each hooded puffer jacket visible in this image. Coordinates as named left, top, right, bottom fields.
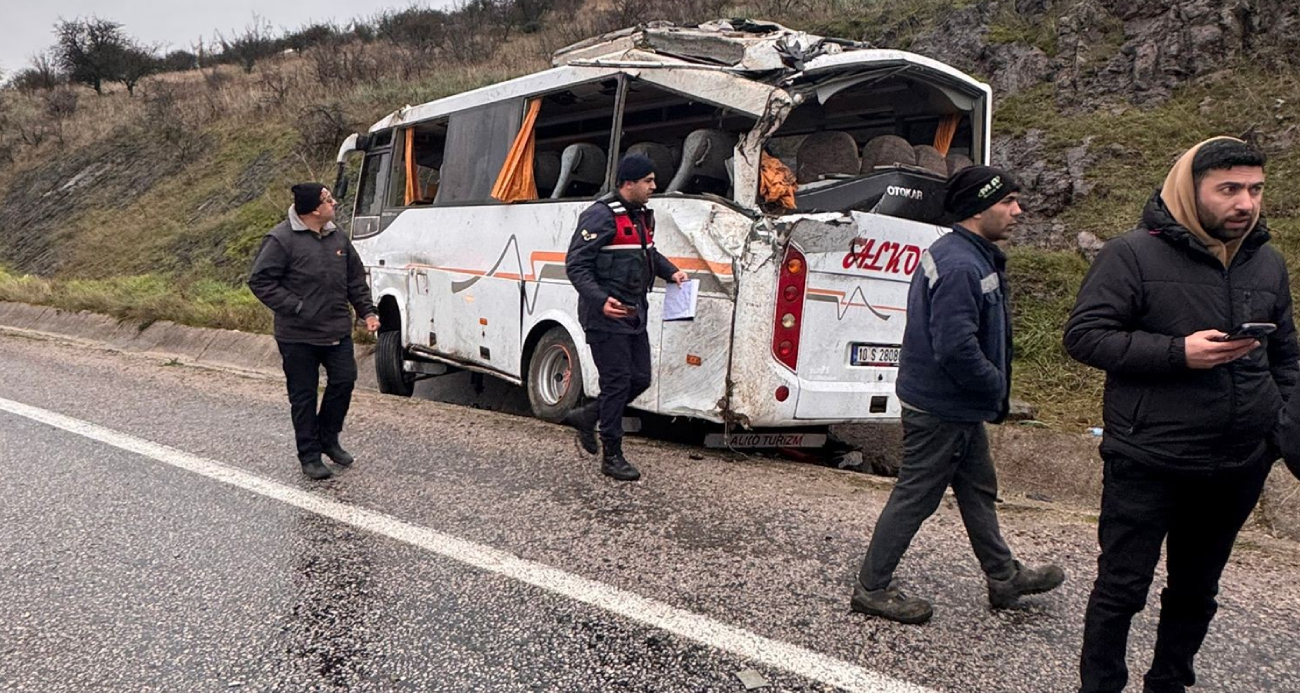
left=1064, top=191, right=1299, bottom=470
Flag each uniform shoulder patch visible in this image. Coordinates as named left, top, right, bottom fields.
left=580, top=229, right=597, bottom=241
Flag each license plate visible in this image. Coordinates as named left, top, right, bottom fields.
left=851, top=343, right=900, bottom=366
left=703, top=432, right=828, bottom=449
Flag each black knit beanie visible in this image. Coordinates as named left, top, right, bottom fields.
left=616, top=154, right=656, bottom=185
left=944, top=166, right=1021, bottom=220
left=292, top=182, right=327, bottom=215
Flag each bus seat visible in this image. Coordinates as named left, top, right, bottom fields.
left=626, top=142, right=676, bottom=185
left=914, top=145, right=948, bottom=176
left=550, top=143, right=607, bottom=199
left=946, top=153, right=974, bottom=177
left=665, top=129, right=737, bottom=195
left=534, top=150, right=562, bottom=198
left=860, top=135, right=914, bottom=172
left=795, top=131, right=859, bottom=184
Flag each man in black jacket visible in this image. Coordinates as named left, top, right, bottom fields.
left=249, top=183, right=379, bottom=480
left=1064, top=138, right=1297, bottom=693
left=564, top=154, right=686, bottom=481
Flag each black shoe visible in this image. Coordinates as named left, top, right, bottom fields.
left=988, top=560, right=1065, bottom=608
left=600, top=453, right=641, bottom=481
left=850, top=580, right=933, bottom=624
left=321, top=443, right=354, bottom=467
left=301, top=458, right=333, bottom=480
left=564, top=407, right=599, bottom=455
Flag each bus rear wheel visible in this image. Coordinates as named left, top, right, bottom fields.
left=527, top=328, right=584, bottom=423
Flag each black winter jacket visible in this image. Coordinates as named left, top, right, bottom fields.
left=248, top=209, right=376, bottom=345
left=565, top=193, right=678, bottom=335
left=1064, top=192, right=1299, bottom=470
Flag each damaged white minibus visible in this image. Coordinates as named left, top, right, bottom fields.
left=332, top=19, right=991, bottom=434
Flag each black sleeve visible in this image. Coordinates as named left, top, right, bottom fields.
left=247, top=236, right=302, bottom=316
left=1063, top=238, right=1186, bottom=374
left=652, top=250, right=678, bottom=281
left=565, top=206, right=617, bottom=305
left=1268, top=262, right=1299, bottom=398
left=345, top=239, right=377, bottom=318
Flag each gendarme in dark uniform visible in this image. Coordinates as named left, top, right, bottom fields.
left=563, top=154, right=685, bottom=481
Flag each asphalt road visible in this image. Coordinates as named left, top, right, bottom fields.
left=0, top=332, right=1297, bottom=693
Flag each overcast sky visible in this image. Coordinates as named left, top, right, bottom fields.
left=3, top=1, right=454, bottom=76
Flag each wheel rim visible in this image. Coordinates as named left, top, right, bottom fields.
left=535, top=344, right=573, bottom=405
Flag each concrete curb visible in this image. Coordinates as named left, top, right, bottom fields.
left=1, top=300, right=1296, bottom=541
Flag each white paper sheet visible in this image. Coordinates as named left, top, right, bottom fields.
left=663, top=279, right=699, bottom=321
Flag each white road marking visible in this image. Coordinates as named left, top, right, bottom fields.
left=0, top=396, right=936, bottom=693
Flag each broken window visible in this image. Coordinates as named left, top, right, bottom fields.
left=531, top=78, right=619, bottom=199
left=767, top=72, right=983, bottom=221
left=616, top=79, right=756, bottom=198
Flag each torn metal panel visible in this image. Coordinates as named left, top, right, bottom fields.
left=650, top=197, right=749, bottom=300
left=628, top=50, right=774, bottom=118
left=735, top=88, right=797, bottom=210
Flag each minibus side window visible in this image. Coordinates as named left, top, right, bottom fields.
left=616, top=79, right=756, bottom=198
left=532, top=78, right=619, bottom=199
left=438, top=100, right=523, bottom=204
left=388, top=120, right=449, bottom=208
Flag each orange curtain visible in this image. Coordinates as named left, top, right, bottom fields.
left=403, top=128, right=419, bottom=205
left=933, top=114, right=960, bottom=157
left=760, top=152, right=797, bottom=209
left=491, top=99, right=542, bottom=203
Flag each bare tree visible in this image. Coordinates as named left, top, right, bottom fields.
left=43, top=89, right=79, bottom=144
left=54, top=16, right=129, bottom=95
left=217, top=14, right=276, bottom=73
left=117, top=42, right=159, bottom=96
left=11, top=52, right=63, bottom=92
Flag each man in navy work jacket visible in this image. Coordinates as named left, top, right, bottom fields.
left=850, top=166, right=1065, bottom=624
left=564, top=154, right=687, bottom=481
left=1065, top=137, right=1297, bottom=693
left=249, top=183, right=379, bottom=481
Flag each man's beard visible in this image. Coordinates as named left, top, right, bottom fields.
left=1197, top=201, right=1252, bottom=241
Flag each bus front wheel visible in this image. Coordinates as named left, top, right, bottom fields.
left=375, top=330, right=415, bottom=397
left=527, top=328, right=584, bottom=423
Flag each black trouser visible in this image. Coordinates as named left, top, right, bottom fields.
left=1079, top=453, right=1271, bottom=693
left=858, top=408, right=1016, bottom=590
left=277, top=337, right=358, bottom=463
left=585, top=330, right=652, bottom=456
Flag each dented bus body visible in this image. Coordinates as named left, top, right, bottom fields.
left=334, top=20, right=991, bottom=428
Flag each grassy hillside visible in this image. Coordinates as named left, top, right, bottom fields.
left=1, top=0, right=1297, bottom=428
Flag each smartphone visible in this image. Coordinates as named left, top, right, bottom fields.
left=1210, top=322, right=1276, bottom=342
left=612, top=298, right=637, bottom=316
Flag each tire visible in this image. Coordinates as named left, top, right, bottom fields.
left=527, top=327, right=584, bottom=423
left=375, top=330, right=415, bottom=397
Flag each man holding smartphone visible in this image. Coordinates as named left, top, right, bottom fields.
left=564, top=154, right=687, bottom=481
left=1064, top=138, right=1297, bottom=693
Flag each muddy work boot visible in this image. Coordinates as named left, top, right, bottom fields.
left=564, top=405, right=599, bottom=456
left=850, top=581, right=933, bottom=625
left=600, top=452, right=641, bottom=482
left=988, top=560, right=1065, bottom=608
left=301, top=457, right=334, bottom=480
left=321, top=442, right=354, bottom=467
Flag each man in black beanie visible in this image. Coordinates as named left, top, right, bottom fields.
left=249, top=183, right=379, bottom=480
left=564, top=154, right=687, bottom=481
left=849, top=165, right=1064, bottom=623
